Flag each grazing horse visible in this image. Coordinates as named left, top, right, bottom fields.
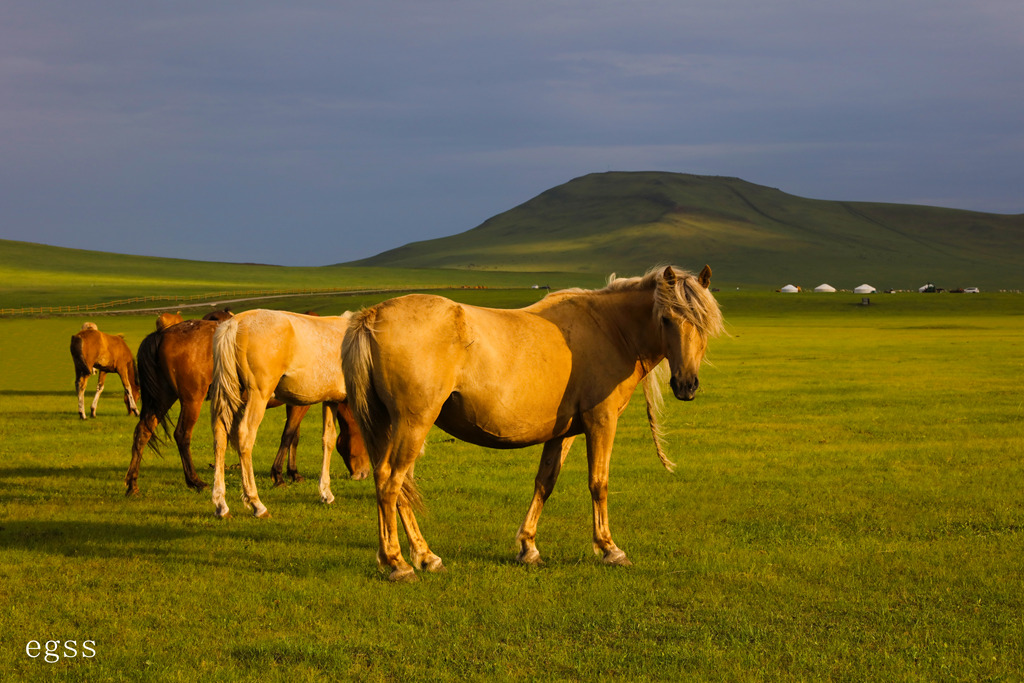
left=125, top=310, right=368, bottom=496
left=70, top=324, right=141, bottom=419
left=342, top=265, right=723, bottom=581
left=210, top=309, right=365, bottom=518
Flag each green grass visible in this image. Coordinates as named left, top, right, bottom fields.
left=1, top=290, right=1022, bottom=681
left=0, top=239, right=596, bottom=311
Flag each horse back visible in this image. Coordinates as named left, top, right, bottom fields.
left=362, top=295, right=583, bottom=445
left=230, top=309, right=350, bottom=404
left=157, top=319, right=218, bottom=397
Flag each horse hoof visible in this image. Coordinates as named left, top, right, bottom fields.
left=423, top=556, right=445, bottom=573
left=517, top=548, right=544, bottom=566
left=321, top=493, right=335, bottom=505
left=388, top=567, right=418, bottom=583
left=289, top=473, right=305, bottom=483
left=602, top=549, right=632, bottom=567
left=124, top=487, right=139, bottom=498
left=216, top=511, right=232, bottom=520
left=254, top=509, right=271, bottom=520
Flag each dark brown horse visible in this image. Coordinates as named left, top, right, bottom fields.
left=71, top=323, right=141, bottom=419
left=125, top=309, right=369, bottom=496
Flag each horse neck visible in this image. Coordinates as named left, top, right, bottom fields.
left=587, top=287, right=664, bottom=367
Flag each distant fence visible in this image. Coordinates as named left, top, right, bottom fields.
left=0, top=285, right=499, bottom=317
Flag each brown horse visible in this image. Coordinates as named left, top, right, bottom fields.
left=125, top=310, right=368, bottom=496
left=342, top=265, right=724, bottom=581
left=70, top=323, right=141, bottom=419
left=210, top=309, right=366, bottom=518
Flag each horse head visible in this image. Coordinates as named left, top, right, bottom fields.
left=656, top=265, right=721, bottom=401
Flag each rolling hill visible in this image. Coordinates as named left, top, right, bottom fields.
left=351, top=172, right=1024, bottom=289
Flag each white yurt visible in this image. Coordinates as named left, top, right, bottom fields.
left=779, top=284, right=799, bottom=293
left=814, top=283, right=836, bottom=293
left=853, top=284, right=877, bottom=294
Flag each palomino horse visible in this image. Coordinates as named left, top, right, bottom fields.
left=342, top=265, right=723, bottom=581
left=70, top=323, right=141, bottom=419
left=125, top=310, right=368, bottom=496
left=210, top=309, right=365, bottom=518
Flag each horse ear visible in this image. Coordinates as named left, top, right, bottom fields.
left=698, top=265, right=712, bottom=289
left=662, top=266, right=677, bottom=288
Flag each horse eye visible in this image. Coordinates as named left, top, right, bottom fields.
left=661, top=316, right=672, bottom=326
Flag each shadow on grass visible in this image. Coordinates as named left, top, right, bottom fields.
left=0, top=517, right=376, bottom=577
left=0, top=466, right=129, bottom=480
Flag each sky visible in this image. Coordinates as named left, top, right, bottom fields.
left=1, top=1, right=1022, bottom=267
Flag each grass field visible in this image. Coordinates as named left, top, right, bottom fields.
left=1, top=288, right=1022, bottom=681
left=0, top=239, right=596, bottom=312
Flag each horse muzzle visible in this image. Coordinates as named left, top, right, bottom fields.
left=670, top=376, right=699, bottom=401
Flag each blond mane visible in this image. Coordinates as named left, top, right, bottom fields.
left=602, top=265, right=725, bottom=472
left=604, top=265, right=724, bottom=339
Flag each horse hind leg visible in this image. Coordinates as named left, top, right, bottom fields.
left=89, top=371, right=106, bottom=418
left=125, top=412, right=160, bottom=496
left=174, top=398, right=207, bottom=492
left=318, top=403, right=338, bottom=504
left=75, top=373, right=90, bottom=419
left=399, top=496, right=444, bottom=574
left=236, top=398, right=271, bottom=518
left=211, top=412, right=232, bottom=518
left=375, top=425, right=436, bottom=581
left=516, top=436, right=575, bottom=565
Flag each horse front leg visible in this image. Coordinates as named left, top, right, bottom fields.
left=90, top=371, right=106, bottom=418
left=318, top=402, right=338, bottom=504
left=516, top=436, right=575, bottom=565
left=335, top=402, right=370, bottom=480
left=585, top=420, right=631, bottom=566
left=117, top=367, right=139, bottom=416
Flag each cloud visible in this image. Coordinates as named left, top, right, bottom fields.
left=0, top=1, right=1021, bottom=265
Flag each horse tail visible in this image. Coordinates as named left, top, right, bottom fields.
left=210, top=317, right=245, bottom=441
left=642, top=361, right=676, bottom=473
left=69, top=333, right=89, bottom=377
left=342, top=308, right=424, bottom=511
left=136, top=330, right=172, bottom=453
